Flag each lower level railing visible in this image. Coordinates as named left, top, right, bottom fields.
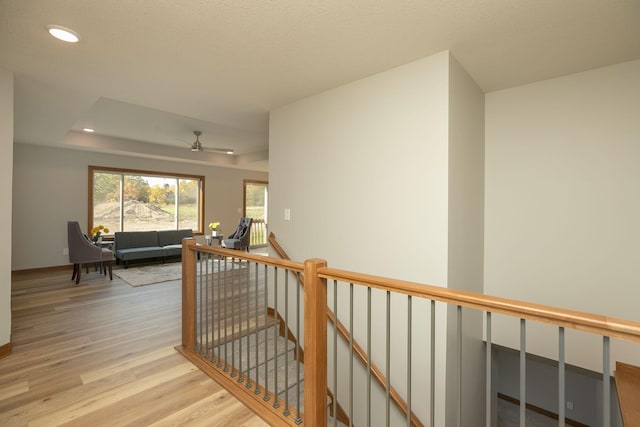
left=250, top=218, right=267, bottom=247
left=178, top=238, right=640, bottom=426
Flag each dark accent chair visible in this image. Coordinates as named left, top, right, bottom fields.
left=223, top=217, right=253, bottom=251
left=67, top=221, right=115, bottom=284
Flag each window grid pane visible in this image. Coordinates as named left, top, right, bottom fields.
left=92, top=169, right=203, bottom=234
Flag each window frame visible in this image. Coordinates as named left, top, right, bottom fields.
left=88, top=165, right=205, bottom=236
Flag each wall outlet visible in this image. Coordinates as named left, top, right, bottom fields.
left=566, top=401, right=574, bottom=411
left=63, top=248, right=69, bottom=256
left=284, top=208, right=291, bottom=221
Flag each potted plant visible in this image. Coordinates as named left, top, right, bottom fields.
left=208, top=221, right=220, bottom=237
left=90, top=225, right=109, bottom=244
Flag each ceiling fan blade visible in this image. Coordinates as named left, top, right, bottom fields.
left=202, top=146, right=234, bottom=154
left=187, top=130, right=233, bottom=154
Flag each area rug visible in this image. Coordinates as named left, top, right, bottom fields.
left=114, top=260, right=245, bottom=287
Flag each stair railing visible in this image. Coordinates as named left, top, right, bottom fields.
left=179, top=237, right=640, bottom=426
left=268, top=232, right=423, bottom=426
left=249, top=218, right=267, bottom=247
left=179, top=239, right=311, bottom=426
left=313, top=265, right=640, bottom=427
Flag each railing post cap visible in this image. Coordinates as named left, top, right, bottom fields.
left=183, top=237, right=197, bottom=246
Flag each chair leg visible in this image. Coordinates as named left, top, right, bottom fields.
left=71, top=264, right=78, bottom=281
left=107, top=261, right=113, bottom=280
left=75, top=264, right=82, bottom=284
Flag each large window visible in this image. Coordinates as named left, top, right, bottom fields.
left=89, top=166, right=205, bottom=235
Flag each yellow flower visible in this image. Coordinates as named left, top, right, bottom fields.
left=208, top=221, right=220, bottom=231
left=90, top=225, right=109, bottom=242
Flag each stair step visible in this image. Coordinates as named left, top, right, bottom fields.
left=205, top=313, right=280, bottom=348
left=248, top=352, right=303, bottom=393
left=214, top=328, right=296, bottom=371
left=615, top=361, right=640, bottom=427
left=214, top=324, right=278, bottom=354
left=277, top=381, right=337, bottom=416
left=208, top=323, right=342, bottom=425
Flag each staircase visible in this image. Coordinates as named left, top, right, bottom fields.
left=180, top=240, right=640, bottom=426
left=215, top=322, right=302, bottom=407
left=207, top=315, right=347, bottom=426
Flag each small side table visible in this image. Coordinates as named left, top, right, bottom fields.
left=204, top=234, right=224, bottom=261
left=96, top=240, right=114, bottom=250
left=205, top=234, right=224, bottom=247
left=93, top=240, right=114, bottom=274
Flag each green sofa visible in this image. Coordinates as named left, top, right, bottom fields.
left=114, top=229, right=193, bottom=268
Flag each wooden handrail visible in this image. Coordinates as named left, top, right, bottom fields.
left=271, top=231, right=640, bottom=341
left=270, top=232, right=640, bottom=426
left=184, top=235, right=640, bottom=426
left=198, top=242, right=304, bottom=272
left=269, top=232, right=424, bottom=427
left=182, top=238, right=198, bottom=350
left=318, top=266, right=640, bottom=343
left=268, top=231, right=289, bottom=260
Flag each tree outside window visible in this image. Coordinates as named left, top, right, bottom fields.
left=90, top=167, right=204, bottom=234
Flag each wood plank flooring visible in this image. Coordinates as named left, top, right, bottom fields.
left=615, top=361, right=640, bottom=427
left=1, top=265, right=269, bottom=427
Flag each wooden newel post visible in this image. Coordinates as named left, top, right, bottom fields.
left=303, top=258, right=328, bottom=426
left=182, top=238, right=197, bottom=350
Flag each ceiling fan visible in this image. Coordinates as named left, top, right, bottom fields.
left=189, top=130, right=234, bottom=154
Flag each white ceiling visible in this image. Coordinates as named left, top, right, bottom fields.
left=1, top=0, right=639, bottom=171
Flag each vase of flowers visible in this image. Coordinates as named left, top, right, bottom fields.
left=90, top=225, right=109, bottom=243
left=208, top=221, right=220, bottom=237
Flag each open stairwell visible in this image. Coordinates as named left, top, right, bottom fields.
left=202, top=315, right=348, bottom=426
left=615, top=362, right=640, bottom=427
left=180, top=239, right=640, bottom=426
left=215, top=323, right=301, bottom=407
left=178, top=246, right=352, bottom=426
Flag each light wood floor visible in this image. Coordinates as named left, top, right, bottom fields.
left=1, top=265, right=269, bottom=427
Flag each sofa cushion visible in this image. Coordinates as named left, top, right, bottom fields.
left=114, top=231, right=159, bottom=251
left=162, top=244, right=183, bottom=257
left=158, top=229, right=193, bottom=247
left=115, top=247, right=165, bottom=261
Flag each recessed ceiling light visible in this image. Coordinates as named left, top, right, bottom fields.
left=47, top=25, right=80, bottom=43
left=83, top=128, right=95, bottom=133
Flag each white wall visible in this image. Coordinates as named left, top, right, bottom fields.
left=485, top=59, right=640, bottom=372
left=12, top=143, right=267, bottom=270
left=269, top=52, right=450, bottom=283
left=270, top=50, right=485, bottom=426
left=447, top=55, right=485, bottom=425
left=0, top=69, right=13, bottom=347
